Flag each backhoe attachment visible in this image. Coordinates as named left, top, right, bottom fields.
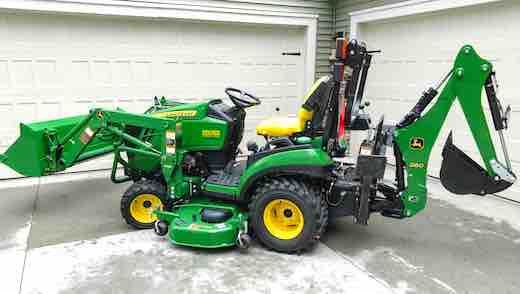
left=439, top=69, right=515, bottom=195
left=394, top=45, right=516, bottom=217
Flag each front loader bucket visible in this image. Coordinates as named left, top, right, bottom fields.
left=440, top=132, right=513, bottom=195
left=1, top=116, right=86, bottom=177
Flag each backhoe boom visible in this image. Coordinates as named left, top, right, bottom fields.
left=393, top=45, right=516, bottom=217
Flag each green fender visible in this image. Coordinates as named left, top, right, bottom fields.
left=237, top=147, right=334, bottom=201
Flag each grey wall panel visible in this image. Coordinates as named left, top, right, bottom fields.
left=333, top=0, right=410, bottom=36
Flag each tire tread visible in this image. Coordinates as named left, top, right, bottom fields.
left=120, top=179, right=167, bottom=229
left=249, top=177, right=328, bottom=253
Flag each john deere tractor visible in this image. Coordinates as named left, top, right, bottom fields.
left=1, top=38, right=515, bottom=253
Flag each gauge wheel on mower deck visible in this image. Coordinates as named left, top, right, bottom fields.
left=249, top=178, right=328, bottom=253
left=120, top=180, right=168, bottom=229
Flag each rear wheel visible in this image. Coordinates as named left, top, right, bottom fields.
left=249, top=177, right=328, bottom=253
left=121, top=180, right=167, bottom=229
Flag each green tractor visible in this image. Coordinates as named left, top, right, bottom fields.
left=1, top=38, right=515, bottom=253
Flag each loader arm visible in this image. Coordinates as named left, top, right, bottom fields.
left=1, top=108, right=176, bottom=178
left=57, top=109, right=171, bottom=168
left=393, top=45, right=516, bottom=217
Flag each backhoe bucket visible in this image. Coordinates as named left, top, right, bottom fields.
left=0, top=116, right=86, bottom=177
left=440, top=132, right=513, bottom=195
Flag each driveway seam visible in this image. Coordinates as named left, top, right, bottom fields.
left=18, top=178, right=41, bottom=294
left=323, top=242, right=395, bottom=293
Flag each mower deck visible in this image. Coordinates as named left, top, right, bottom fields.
left=155, top=198, right=248, bottom=249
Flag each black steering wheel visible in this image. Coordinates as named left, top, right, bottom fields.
left=225, top=87, right=261, bottom=108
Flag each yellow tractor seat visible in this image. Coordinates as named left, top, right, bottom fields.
left=256, top=76, right=330, bottom=137
left=256, top=108, right=312, bottom=137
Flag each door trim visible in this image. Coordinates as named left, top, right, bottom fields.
left=349, top=0, right=503, bottom=39
left=0, top=0, right=317, bottom=92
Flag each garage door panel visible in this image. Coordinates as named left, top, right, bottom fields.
left=0, top=103, right=15, bottom=144
left=38, top=102, right=62, bottom=121
left=34, top=60, right=59, bottom=87
left=0, top=12, right=305, bottom=178
left=247, top=97, right=282, bottom=119
left=10, top=60, right=35, bottom=88
left=361, top=0, right=520, bottom=200
left=113, top=61, right=132, bottom=86
left=366, top=100, right=396, bottom=124
left=0, top=60, right=8, bottom=88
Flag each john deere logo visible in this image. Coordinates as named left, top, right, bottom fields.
left=410, top=137, right=424, bottom=150
left=154, top=110, right=197, bottom=118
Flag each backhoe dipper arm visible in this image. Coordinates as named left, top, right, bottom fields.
left=393, top=45, right=516, bottom=218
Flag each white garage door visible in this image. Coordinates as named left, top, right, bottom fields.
left=0, top=11, right=306, bottom=178
left=358, top=0, right=520, bottom=200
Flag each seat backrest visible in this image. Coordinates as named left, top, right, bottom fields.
left=224, top=107, right=246, bottom=159
left=300, top=75, right=334, bottom=133
left=205, top=101, right=245, bottom=170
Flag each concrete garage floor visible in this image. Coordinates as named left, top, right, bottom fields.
left=1, top=171, right=519, bottom=294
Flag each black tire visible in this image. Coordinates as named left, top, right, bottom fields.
left=249, top=177, right=328, bottom=253
left=120, top=179, right=167, bottom=229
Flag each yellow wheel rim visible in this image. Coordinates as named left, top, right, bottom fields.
left=263, top=199, right=304, bottom=240
left=130, top=194, right=163, bottom=224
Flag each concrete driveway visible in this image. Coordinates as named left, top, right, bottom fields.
left=1, top=171, right=519, bottom=294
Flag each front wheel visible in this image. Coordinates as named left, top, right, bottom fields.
left=249, top=177, right=328, bottom=253
left=120, top=180, right=167, bottom=229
